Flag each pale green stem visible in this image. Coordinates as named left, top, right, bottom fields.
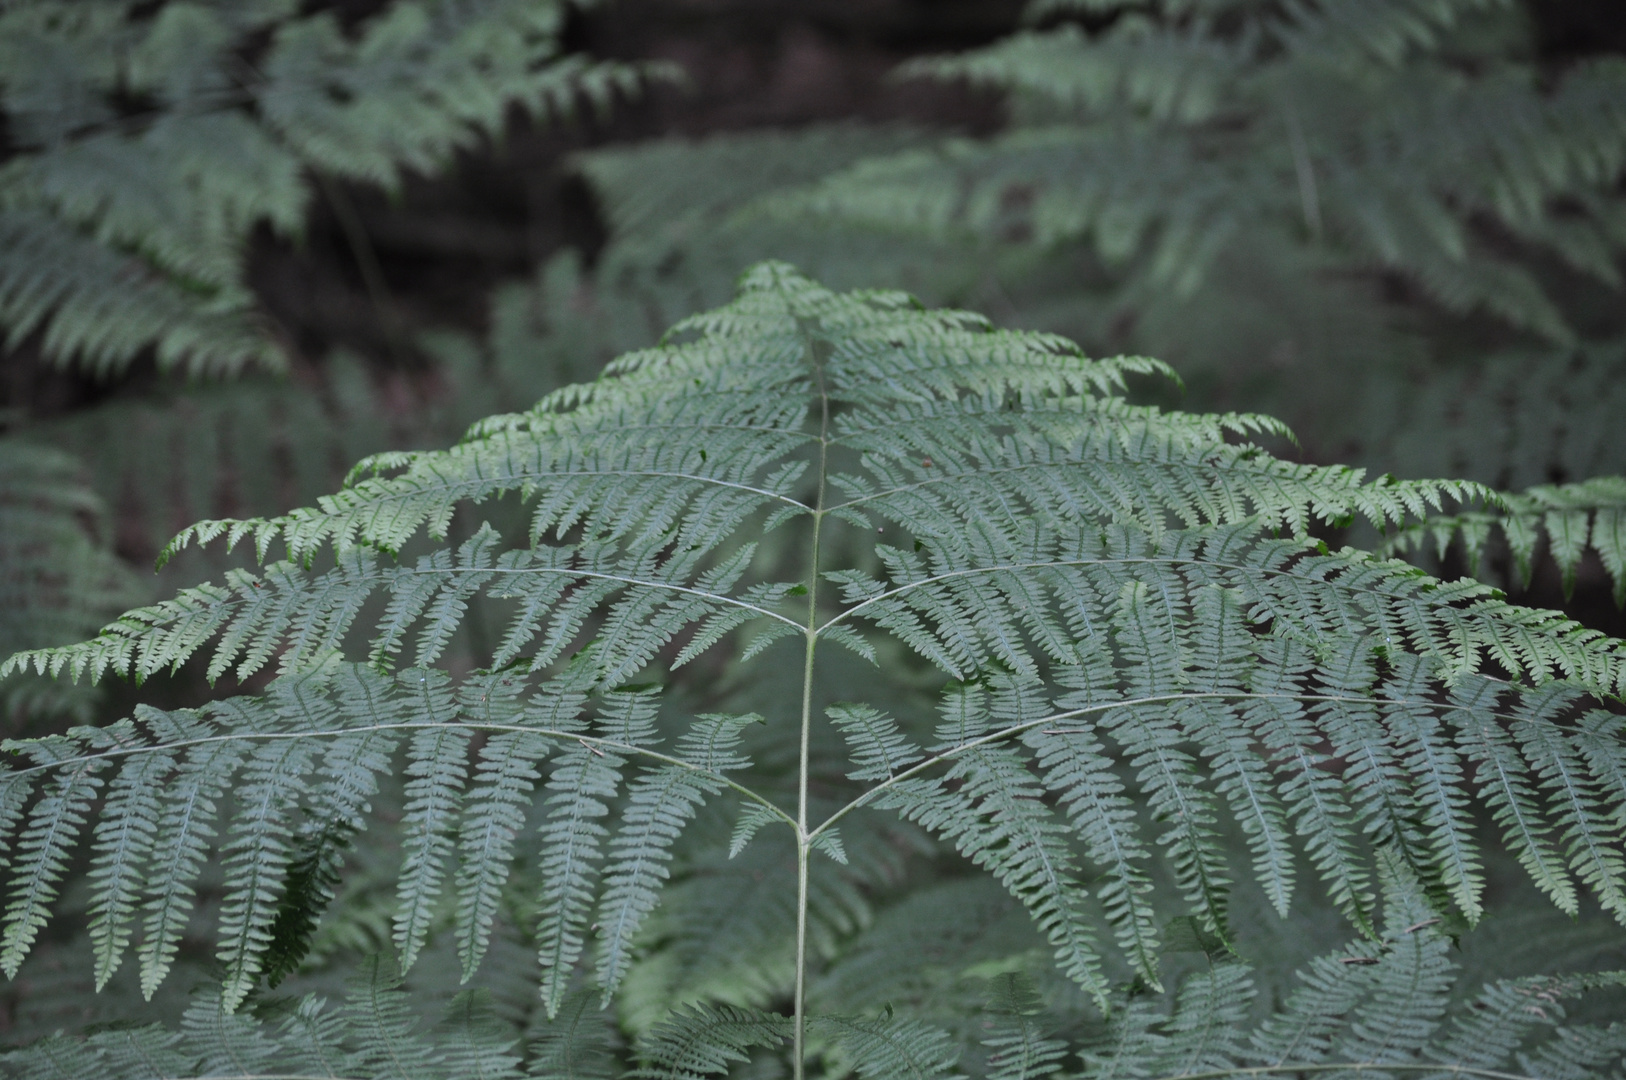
left=794, top=325, right=831, bottom=1080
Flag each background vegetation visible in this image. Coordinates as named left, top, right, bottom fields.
left=1, top=0, right=1625, bottom=1074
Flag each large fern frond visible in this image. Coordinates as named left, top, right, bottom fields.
left=3, top=263, right=1625, bottom=1022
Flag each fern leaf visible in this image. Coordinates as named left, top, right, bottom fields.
left=455, top=729, right=554, bottom=981
left=1025, top=722, right=1161, bottom=987
left=0, top=0, right=662, bottom=377
left=137, top=720, right=251, bottom=999
left=529, top=987, right=622, bottom=1080
left=810, top=1012, right=961, bottom=1080
left=536, top=741, right=623, bottom=1017
left=213, top=731, right=319, bottom=1009
left=0, top=741, right=105, bottom=977
left=87, top=738, right=172, bottom=990
left=980, top=975, right=1067, bottom=1080
left=5, top=261, right=1626, bottom=1029
left=828, top=704, right=924, bottom=781
left=394, top=672, right=473, bottom=972
left=598, top=717, right=752, bottom=999
left=340, top=954, right=442, bottom=1079
left=874, top=738, right=1107, bottom=1006
left=633, top=1003, right=791, bottom=1080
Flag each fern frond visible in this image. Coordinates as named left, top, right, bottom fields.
left=632, top=1003, right=791, bottom=1080
left=393, top=669, right=470, bottom=971
left=979, top=974, right=1068, bottom=1080
left=1358, top=340, right=1626, bottom=493
left=810, top=1011, right=961, bottom=1080
left=9, top=926, right=1617, bottom=1079
left=0, top=209, right=278, bottom=379
left=597, top=714, right=756, bottom=1001
left=528, top=987, right=622, bottom=1080
left=1384, top=475, right=1626, bottom=605
left=85, top=739, right=170, bottom=991
left=4, top=263, right=1626, bottom=1030
left=136, top=714, right=252, bottom=1000
left=455, top=727, right=555, bottom=982
left=536, top=739, right=622, bottom=1016
left=0, top=739, right=105, bottom=978
left=870, top=731, right=1108, bottom=1005
left=762, top=2, right=1626, bottom=371
left=213, top=675, right=345, bottom=1009
left=0, top=0, right=663, bottom=376
left=1084, top=871, right=1626, bottom=1080
left=0, top=440, right=143, bottom=726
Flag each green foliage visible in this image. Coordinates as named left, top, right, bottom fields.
left=31, top=345, right=548, bottom=571
left=772, top=0, right=1626, bottom=343
left=3, top=265, right=1625, bottom=1075
left=562, top=124, right=982, bottom=358
left=1358, top=340, right=1626, bottom=489
left=637, top=0, right=1626, bottom=520
left=467, top=10, right=1626, bottom=598
left=1385, top=476, right=1626, bottom=605
left=0, top=0, right=654, bottom=378
left=0, top=439, right=143, bottom=727
left=3, top=877, right=1623, bottom=1079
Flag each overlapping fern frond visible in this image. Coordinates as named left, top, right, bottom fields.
left=0, top=0, right=656, bottom=378
left=4, top=879, right=1623, bottom=1080
left=2, top=265, right=1625, bottom=1069
left=32, top=345, right=545, bottom=574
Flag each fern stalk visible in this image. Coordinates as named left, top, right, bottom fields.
left=793, top=327, right=834, bottom=1080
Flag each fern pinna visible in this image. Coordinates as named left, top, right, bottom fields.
left=4, top=263, right=1626, bottom=1077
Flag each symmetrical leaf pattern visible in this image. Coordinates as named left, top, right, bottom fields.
left=2, top=263, right=1625, bottom=1074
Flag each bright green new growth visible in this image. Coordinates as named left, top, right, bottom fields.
left=3, top=264, right=1626, bottom=1076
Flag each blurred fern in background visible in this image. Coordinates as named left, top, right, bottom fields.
left=1, top=0, right=1625, bottom=1073
left=0, top=0, right=651, bottom=379
left=757, top=0, right=1626, bottom=467
left=0, top=439, right=141, bottom=728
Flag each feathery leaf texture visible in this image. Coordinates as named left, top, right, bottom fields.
left=0, top=439, right=142, bottom=725
left=4, top=884, right=1624, bottom=1079
left=766, top=0, right=1626, bottom=347
left=2, top=263, right=1626, bottom=1021
left=0, top=0, right=660, bottom=377
left=1384, top=475, right=1626, bottom=606
left=1355, top=340, right=1626, bottom=491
